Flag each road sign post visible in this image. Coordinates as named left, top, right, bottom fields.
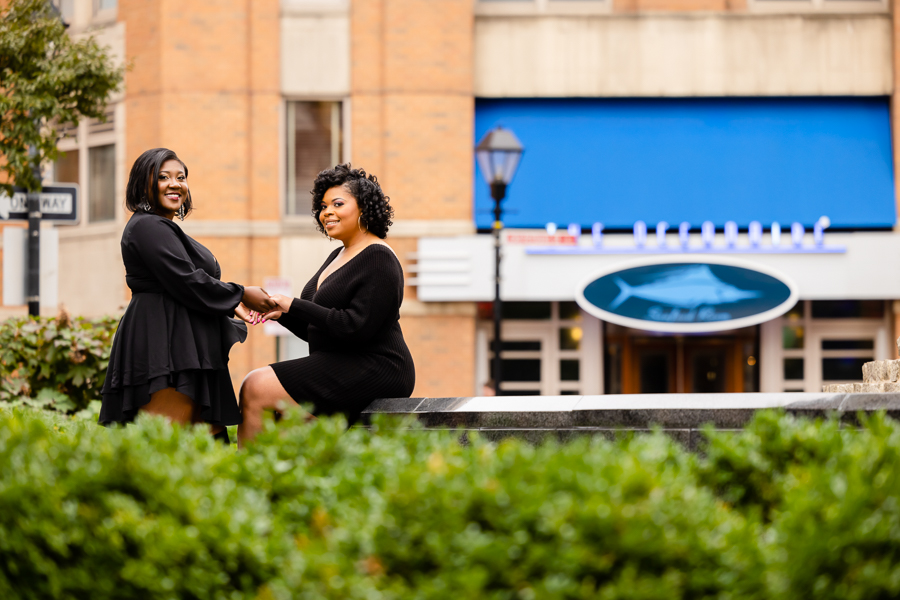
left=0, top=184, right=78, bottom=314
left=26, top=193, right=41, bottom=316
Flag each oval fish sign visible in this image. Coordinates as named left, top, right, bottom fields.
left=576, top=257, right=798, bottom=333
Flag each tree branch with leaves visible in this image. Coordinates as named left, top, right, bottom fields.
left=0, top=0, right=123, bottom=193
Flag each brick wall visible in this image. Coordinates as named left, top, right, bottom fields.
left=352, top=0, right=478, bottom=397
left=120, top=0, right=281, bottom=387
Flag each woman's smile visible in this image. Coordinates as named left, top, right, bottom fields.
left=156, top=158, right=188, bottom=218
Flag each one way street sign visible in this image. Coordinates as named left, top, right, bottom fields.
left=0, top=184, right=79, bottom=222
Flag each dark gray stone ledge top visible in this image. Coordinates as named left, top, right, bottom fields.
left=365, top=393, right=900, bottom=415
left=361, top=393, right=900, bottom=430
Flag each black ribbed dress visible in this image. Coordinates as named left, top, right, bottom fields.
left=99, top=211, right=247, bottom=426
left=271, top=244, right=415, bottom=422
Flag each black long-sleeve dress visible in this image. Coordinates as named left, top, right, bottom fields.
left=271, top=244, right=415, bottom=423
left=99, top=211, right=247, bottom=426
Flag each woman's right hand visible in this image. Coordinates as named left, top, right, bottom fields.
left=242, top=286, right=277, bottom=313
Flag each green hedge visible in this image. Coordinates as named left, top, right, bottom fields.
left=1, top=408, right=900, bottom=599
left=0, top=315, right=118, bottom=412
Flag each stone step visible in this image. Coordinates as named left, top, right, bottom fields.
left=862, top=359, right=900, bottom=383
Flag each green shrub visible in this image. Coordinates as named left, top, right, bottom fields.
left=3, top=407, right=900, bottom=599
left=700, top=411, right=900, bottom=599
left=764, top=413, right=900, bottom=599
left=0, top=314, right=118, bottom=412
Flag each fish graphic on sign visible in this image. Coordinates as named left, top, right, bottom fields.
left=608, top=264, right=762, bottom=310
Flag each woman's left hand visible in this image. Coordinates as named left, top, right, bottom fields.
left=235, top=303, right=256, bottom=324
left=267, top=294, right=292, bottom=313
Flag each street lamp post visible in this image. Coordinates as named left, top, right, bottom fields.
left=475, top=126, right=523, bottom=396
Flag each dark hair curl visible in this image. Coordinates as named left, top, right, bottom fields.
left=124, top=148, right=193, bottom=218
left=311, top=164, right=394, bottom=239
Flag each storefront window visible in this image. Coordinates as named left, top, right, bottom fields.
left=822, top=358, right=870, bottom=381
left=560, top=359, right=579, bottom=381
left=559, top=327, right=582, bottom=350
left=502, top=302, right=551, bottom=319
left=782, top=326, right=804, bottom=349
left=783, top=358, right=804, bottom=381
left=559, top=301, right=581, bottom=321
left=812, top=301, right=885, bottom=319
left=500, top=359, right=542, bottom=382
left=822, top=340, right=874, bottom=350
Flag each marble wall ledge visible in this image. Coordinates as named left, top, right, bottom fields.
left=361, top=393, right=900, bottom=431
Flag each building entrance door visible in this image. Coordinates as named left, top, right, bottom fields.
left=623, top=335, right=753, bottom=394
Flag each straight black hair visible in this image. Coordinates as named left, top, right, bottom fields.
left=124, top=148, right=193, bottom=217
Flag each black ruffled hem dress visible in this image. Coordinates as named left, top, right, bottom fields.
left=100, top=212, right=247, bottom=426
left=270, top=244, right=415, bottom=425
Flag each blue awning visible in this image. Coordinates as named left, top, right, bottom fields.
left=474, top=97, right=896, bottom=230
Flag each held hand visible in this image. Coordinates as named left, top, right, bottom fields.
left=234, top=303, right=255, bottom=324
left=258, top=310, right=283, bottom=323
left=242, top=286, right=277, bottom=313
left=267, top=293, right=292, bottom=313
left=247, top=309, right=281, bottom=324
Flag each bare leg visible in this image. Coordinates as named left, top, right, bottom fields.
left=139, top=388, right=224, bottom=436
left=237, top=366, right=298, bottom=447
left=139, top=387, right=195, bottom=425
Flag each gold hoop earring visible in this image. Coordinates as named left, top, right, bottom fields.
left=358, top=216, right=367, bottom=233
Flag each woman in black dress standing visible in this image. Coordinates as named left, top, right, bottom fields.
left=238, top=165, right=415, bottom=445
left=99, top=148, right=275, bottom=440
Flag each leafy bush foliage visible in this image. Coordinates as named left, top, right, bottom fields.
left=1, top=408, right=900, bottom=599
left=0, top=315, right=118, bottom=412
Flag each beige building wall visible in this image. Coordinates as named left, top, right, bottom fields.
left=475, top=14, right=892, bottom=98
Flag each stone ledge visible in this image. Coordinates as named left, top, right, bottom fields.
left=361, top=392, right=900, bottom=433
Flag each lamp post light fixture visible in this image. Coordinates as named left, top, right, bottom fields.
left=475, top=126, right=524, bottom=396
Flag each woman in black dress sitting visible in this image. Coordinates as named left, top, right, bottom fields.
left=238, top=165, right=415, bottom=444
left=100, top=148, right=275, bottom=440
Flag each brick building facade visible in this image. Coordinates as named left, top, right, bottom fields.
left=2, top=0, right=900, bottom=397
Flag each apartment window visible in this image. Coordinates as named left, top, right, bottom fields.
left=52, top=0, right=74, bottom=21
left=88, top=145, right=115, bottom=222
left=286, top=101, right=342, bottom=216
left=53, top=105, right=118, bottom=225
left=95, top=0, right=116, bottom=11
left=54, top=150, right=79, bottom=187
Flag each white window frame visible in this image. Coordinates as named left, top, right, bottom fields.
left=477, top=301, right=603, bottom=396
left=52, top=103, right=122, bottom=229
left=760, top=300, right=891, bottom=393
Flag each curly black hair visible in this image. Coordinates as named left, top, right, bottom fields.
left=124, top=148, right=193, bottom=218
left=311, top=164, right=394, bottom=239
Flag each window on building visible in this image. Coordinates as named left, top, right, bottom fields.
left=286, top=101, right=342, bottom=216
left=88, top=144, right=115, bottom=223
left=54, top=150, right=79, bottom=186
left=762, top=300, right=888, bottom=392
left=95, top=0, right=117, bottom=11
left=478, top=301, right=601, bottom=396
left=54, top=105, right=117, bottom=225
left=52, top=0, right=74, bottom=21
